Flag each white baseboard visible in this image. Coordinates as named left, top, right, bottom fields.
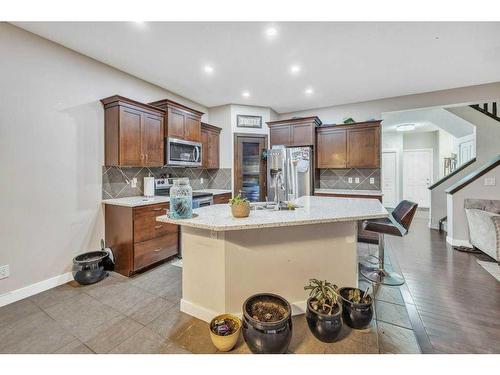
left=446, top=236, right=472, bottom=248
left=180, top=298, right=307, bottom=323
left=0, top=272, right=74, bottom=307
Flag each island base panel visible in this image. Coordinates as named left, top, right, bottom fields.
left=180, top=222, right=358, bottom=322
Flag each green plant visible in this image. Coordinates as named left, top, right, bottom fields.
left=304, top=279, right=339, bottom=315
left=347, top=286, right=372, bottom=304
left=229, top=194, right=249, bottom=206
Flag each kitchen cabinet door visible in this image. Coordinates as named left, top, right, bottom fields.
left=291, top=124, right=314, bottom=146
left=317, top=129, right=347, bottom=168
left=201, top=128, right=209, bottom=167
left=347, top=127, right=380, bottom=168
left=207, top=130, right=220, bottom=168
left=142, top=113, right=164, bottom=166
left=184, top=114, right=201, bottom=142
left=270, top=125, right=291, bottom=146
left=119, top=107, right=143, bottom=166
left=167, top=108, right=185, bottom=139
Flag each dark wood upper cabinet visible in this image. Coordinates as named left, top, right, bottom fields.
left=101, top=95, right=165, bottom=167
left=316, top=121, right=381, bottom=169
left=346, top=125, right=380, bottom=168
left=201, top=122, right=221, bottom=169
left=269, top=125, right=291, bottom=146
left=267, top=117, right=322, bottom=147
left=148, top=99, right=204, bottom=143
left=317, top=128, right=347, bottom=168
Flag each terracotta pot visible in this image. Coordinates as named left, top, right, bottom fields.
left=209, top=314, right=241, bottom=352
left=231, top=202, right=250, bottom=218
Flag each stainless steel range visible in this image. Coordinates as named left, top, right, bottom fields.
left=154, top=178, right=213, bottom=208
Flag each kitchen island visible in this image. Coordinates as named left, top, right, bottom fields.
left=157, top=196, right=388, bottom=322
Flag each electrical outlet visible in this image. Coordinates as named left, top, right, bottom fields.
left=0, top=264, right=9, bottom=280
left=369, top=177, right=375, bottom=184
left=131, top=178, right=137, bottom=188
left=200, top=177, right=204, bottom=184
left=348, top=177, right=353, bottom=183
left=355, top=177, right=360, bottom=184
left=484, top=177, right=496, bottom=186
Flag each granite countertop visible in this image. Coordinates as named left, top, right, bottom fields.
left=102, top=189, right=231, bottom=207
left=193, top=189, right=232, bottom=195
left=102, top=196, right=170, bottom=207
left=157, top=195, right=388, bottom=232
left=315, top=189, right=383, bottom=196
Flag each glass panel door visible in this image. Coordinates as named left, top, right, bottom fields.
left=234, top=135, right=268, bottom=202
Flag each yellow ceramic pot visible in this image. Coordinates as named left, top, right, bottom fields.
left=231, top=202, right=250, bottom=218
left=209, top=314, right=241, bottom=352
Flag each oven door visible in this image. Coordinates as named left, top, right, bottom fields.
left=166, top=138, right=202, bottom=167
left=192, top=196, right=213, bottom=209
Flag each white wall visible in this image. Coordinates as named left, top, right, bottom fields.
left=0, top=23, right=208, bottom=299
left=438, top=129, right=456, bottom=178
left=447, top=166, right=500, bottom=246
left=279, top=82, right=500, bottom=124
left=381, top=132, right=403, bottom=203
left=430, top=106, right=500, bottom=229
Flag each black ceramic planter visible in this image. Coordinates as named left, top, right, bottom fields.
left=339, top=287, right=373, bottom=330
left=306, top=298, right=342, bottom=343
left=72, top=251, right=112, bottom=285
left=242, top=293, right=292, bottom=354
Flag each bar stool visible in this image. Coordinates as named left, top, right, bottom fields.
left=360, top=200, right=418, bottom=286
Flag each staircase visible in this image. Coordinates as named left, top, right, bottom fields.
left=470, top=102, right=500, bottom=122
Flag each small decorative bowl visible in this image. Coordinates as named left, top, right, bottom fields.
left=209, top=314, right=241, bottom=352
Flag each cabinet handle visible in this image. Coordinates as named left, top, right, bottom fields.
left=152, top=208, right=163, bottom=211
left=153, top=248, right=161, bottom=253
left=145, top=154, right=149, bottom=162
left=154, top=225, right=163, bottom=229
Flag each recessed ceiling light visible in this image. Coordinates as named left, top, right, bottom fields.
left=290, top=65, right=301, bottom=74
left=397, top=124, right=416, bottom=132
left=242, top=91, right=250, bottom=98
left=305, top=87, right=314, bottom=95
left=265, top=27, right=278, bottom=38
left=203, top=65, right=214, bottom=75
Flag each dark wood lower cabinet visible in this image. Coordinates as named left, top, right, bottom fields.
left=314, top=192, right=382, bottom=244
left=105, top=202, right=178, bottom=276
left=213, top=193, right=232, bottom=204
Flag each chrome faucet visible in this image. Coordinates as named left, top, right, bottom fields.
left=274, top=170, right=286, bottom=209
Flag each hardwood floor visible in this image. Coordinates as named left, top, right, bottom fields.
left=385, top=216, right=500, bottom=354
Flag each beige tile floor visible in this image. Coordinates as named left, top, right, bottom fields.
left=0, top=243, right=420, bottom=354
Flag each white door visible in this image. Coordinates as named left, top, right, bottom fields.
left=459, top=140, right=474, bottom=165
left=403, top=149, right=433, bottom=208
left=382, top=151, right=398, bottom=208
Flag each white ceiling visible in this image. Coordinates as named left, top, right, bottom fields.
left=13, top=22, right=500, bottom=113
left=382, top=107, right=475, bottom=137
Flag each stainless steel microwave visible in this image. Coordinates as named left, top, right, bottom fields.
left=166, top=137, right=202, bottom=167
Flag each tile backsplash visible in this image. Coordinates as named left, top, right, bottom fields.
left=102, top=166, right=232, bottom=199
left=318, top=168, right=381, bottom=191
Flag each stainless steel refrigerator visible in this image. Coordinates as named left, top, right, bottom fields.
left=267, top=146, right=313, bottom=202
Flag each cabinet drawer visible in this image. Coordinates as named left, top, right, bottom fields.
left=214, top=193, right=232, bottom=204
left=133, top=203, right=177, bottom=243
left=134, top=234, right=178, bottom=271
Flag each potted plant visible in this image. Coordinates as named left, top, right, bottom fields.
left=242, top=293, right=292, bottom=354
left=339, top=286, right=373, bottom=329
left=229, top=194, right=250, bottom=218
left=304, top=279, right=343, bottom=342
left=209, top=314, right=241, bottom=352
